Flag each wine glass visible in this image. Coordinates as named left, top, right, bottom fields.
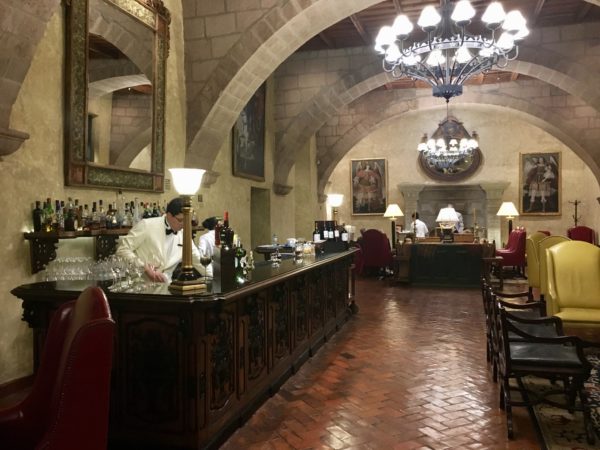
left=148, top=254, right=162, bottom=287
left=199, top=252, right=212, bottom=284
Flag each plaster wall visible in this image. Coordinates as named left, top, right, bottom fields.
left=0, top=0, right=188, bottom=385
left=328, top=108, right=600, bottom=245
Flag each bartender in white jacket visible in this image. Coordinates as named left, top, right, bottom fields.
left=116, top=197, right=210, bottom=282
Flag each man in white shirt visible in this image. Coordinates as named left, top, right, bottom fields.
left=198, top=216, right=218, bottom=257
left=411, top=212, right=429, bottom=238
left=116, top=197, right=210, bottom=283
left=448, top=204, right=464, bottom=233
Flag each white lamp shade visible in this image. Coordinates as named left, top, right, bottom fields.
left=169, top=168, right=206, bottom=195
left=392, top=15, right=413, bottom=37
left=436, top=207, right=459, bottom=223
left=328, top=193, right=344, bottom=207
left=502, top=10, right=527, bottom=32
left=418, top=5, right=442, bottom=29
left=451, top=1, right=476, bottom=23
left=497, top=201, right=519, bottom=218
left=384, top=203, right=404, bottom=218
left=482, top=2, right=506, bottom=25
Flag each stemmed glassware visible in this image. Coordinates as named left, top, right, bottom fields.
left=199, top=251, right=212, bottom=284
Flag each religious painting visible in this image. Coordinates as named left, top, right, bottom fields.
left=232, top=83, right=266, bottom=181
left=519, top=152, right=561, bottom=215
left=351, top=158, right=387, bottom=215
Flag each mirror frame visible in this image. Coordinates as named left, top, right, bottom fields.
left=64, top=0, right=170, bottom=192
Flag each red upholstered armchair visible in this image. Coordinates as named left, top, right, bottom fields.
left=496, top=229, right=526, bottom=275
left=356, top=229, right=393, bottom=276
left=0, top=286, right=115, bottom=450
left=567, top=225, right=596, bottom=245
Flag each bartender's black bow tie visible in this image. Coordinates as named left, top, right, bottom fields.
left=166, top=228, right=178, bottom=236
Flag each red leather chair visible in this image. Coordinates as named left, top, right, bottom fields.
left=496, top=229, right=526, bottom=276
left=0, top=287, right=115, bottom=450
left=356, top=229, right=393, bottom=276
left=567, top=225, right=596, bottom=245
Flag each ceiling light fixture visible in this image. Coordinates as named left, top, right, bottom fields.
left=374, top=0, right=529, bottom=101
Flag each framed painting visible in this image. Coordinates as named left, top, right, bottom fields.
left=232, top=83, right=266, bottom=181
left=519, top=152, right=561, bottom=215
left=351, top=158, right=387, bottom=215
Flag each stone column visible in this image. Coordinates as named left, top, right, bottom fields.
left=479, top=182, right=510, bottom=246
left=397, top=183, right=425, bottom=231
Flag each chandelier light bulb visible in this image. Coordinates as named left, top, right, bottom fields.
left=403, top=54, right=420, bottom=66
left=451, top=1, right=476, bottom=24
left=496, top=32, right=515, bottom=50
left=385, top=44, right=401, bottom=63
left=374, top=25, right=395, bottom=52
left=427, top=49, right=446, bottom=66
left=482, top=2, right=506, bottom=26
left=513, top=26, right=530, bottom=41
left=455, top=47, right=472, bottom=64
left=418, top=5, right=442, bottom=31
left=502, top=10, right=527, bottom=32
left=392, top=15, right=413, bottom=38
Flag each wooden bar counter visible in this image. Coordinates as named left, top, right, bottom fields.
left=11, top=249, right=357, bottom=450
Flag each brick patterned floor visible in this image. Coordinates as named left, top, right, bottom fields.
left=221, top=278, right=540, bottom=450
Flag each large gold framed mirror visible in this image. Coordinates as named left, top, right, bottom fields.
left=65, top=0, right=170, bottom=192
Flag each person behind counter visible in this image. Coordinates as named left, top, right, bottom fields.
left=411, top=212, right=429, bottom=238
left=198, top=216, right=218, bottom=257
left=448, top=204, right=464, bottom=233
left=116, top=197, right=210, bottom=283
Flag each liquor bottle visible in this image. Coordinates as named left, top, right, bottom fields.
left=220, top=211, right=233, bottom=249
left=91, top=201, right=99, bottom=229
left=214, top=219, right=222, bottom=247
left=327, top=222, right=334, bottom=241
left=82, top=204, right=90, bottom=230
left=54, top=200, right=64, bottom=231
left=341, top=224, right=349, bottom=242
left=32, top=201, right=44, bottom=232
left=235, top=238, right=247, bottom=284
left=333, top=221, right=340, bottom=241
left=44, top=198, right=54, bottom=232
left=98, top=200, right=107, bottom=228
left=313, top=222, right=321, bottom=242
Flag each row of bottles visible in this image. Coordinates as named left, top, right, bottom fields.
left=211, top=211, right=253, bottom=288
left=313, top=220, right=348, bottom=242
left=31, top=194, right=169, bottom=233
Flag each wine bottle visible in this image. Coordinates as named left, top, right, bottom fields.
left=32, top=201, right=44, bottom=232
left=341, top=225, right=349, bottom=242
left=44, top=198, right=54, bottom=232
left=235, top=238, right=247, bottom=283
left=220, top=211, right=234, bottom=249
left=333, top=221, right=340, bottom=241
left=313, top=221, right=321, bottom=242
left=327, top=222, right=334, bottom=241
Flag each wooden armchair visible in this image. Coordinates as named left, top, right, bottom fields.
left=567, top=225, right=596, bottom=245
left=546, top=240, right=600, bottom=326
left=356, top=229, right=393, bottom=276
left=496, top=229, right=526, bottom=276
left=0, top=287, right=115, bottom=450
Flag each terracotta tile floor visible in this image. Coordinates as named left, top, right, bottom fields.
left=221, top=278, right=541, bottom=450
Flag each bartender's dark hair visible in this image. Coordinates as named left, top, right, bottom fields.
left=166, top=197, right=184, bottom=216
left=412, top=212, right=420, bottom=220
left=202, top=216, right=218, bottom=230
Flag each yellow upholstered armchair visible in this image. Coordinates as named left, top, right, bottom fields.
left=538, top=235, right=570, bottom=314
left=546, top=240, right=600, bottom=325
left=525, top=231, right=549, bottom=300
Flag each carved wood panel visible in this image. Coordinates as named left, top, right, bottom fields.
left=119, top=313, right=189, bottom=432
left=270, top=283, right=290, bottom=366
left=238, top=292, right=267, bottom=397
left=291, top=274, right=309, bottom=347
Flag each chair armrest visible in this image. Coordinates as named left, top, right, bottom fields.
left=497, top=298, right=543, bottom=311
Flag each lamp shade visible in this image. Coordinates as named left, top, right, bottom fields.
left=169, top=168, right=206, bottom=195
left=384, top=204, right=403, bottom=218
left=496, top=201, right=519, bottom=218
left=328, top=193, right=344, bottom=208
left=436, top=207, right=459, bottom=223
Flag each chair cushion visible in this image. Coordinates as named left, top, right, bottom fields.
left=510, top=342, right=583, bottom=368
left=555, top=308, right=600, bottom=324
left=508, top=323, right=559, bottom=340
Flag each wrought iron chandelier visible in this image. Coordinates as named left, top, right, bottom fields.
left=374, top=0, right=529, bottom=101
left=417, top=103, right=479, bottom=173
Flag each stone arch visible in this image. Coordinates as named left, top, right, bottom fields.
left=88, top=75, right=150, bottom=98
left=316, top=91, right=599, bottom=197
left=89, top=6, right=153, bottom=79
left=113, top=128, right=152, bottom=167
left=275, top=42, right=600, bottom=190
left=183, top=0, right=382, bottom=170
left=0, top=0, right=61, bottom=155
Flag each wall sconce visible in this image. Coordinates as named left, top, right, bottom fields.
left=436, top=206, right=459, bottom=243
left=168, top=168, right=206, bottom=294
left=496, top=201, right=519, bottom=235
left=328, top=193, right=344, bottom=223
left=384, top=203, right=403, bottom=248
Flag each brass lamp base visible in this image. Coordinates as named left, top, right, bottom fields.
left=169, top=272, right=206, bottom=294
left=440, top=227, right=454, bottom=243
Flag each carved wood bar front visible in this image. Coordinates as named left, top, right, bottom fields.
left=11, top=250, right=356, bottom=450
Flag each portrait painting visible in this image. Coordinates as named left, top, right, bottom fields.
left=519, top=152, right=561, bottom=215
left=351, top=158, right=387, bottom=215
left=232, top=83, right=266, bottom=181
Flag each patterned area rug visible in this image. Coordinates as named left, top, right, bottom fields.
left=528, top=355, right=600, bottom=450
